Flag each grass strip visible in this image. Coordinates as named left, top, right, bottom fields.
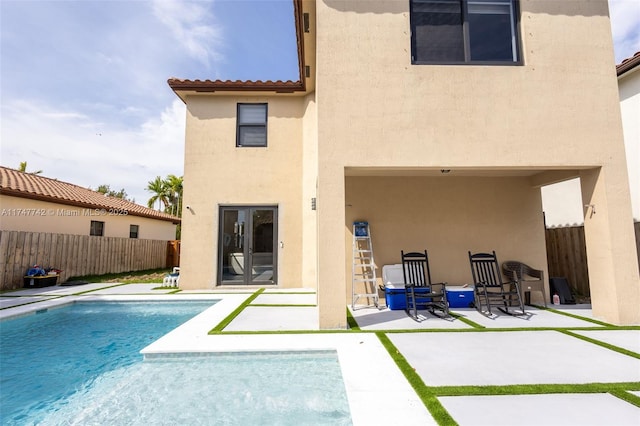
left=431, top=382, right=640, bottom=397
left=376, top=332, right=457, bottom=426
left=0, top=296, right=65, bottom=311
left=540, top=307, right=614, bottom=327
left=447, top=312, right=485, bottom=329
left=66, top=268, right=170, bottom=284
left=71, top=283, right=127, bottom=295
left=610, top=390, right=640, bottom=408
left=560, top=330, right=640, bottom=359
left=249, top=304, right=317, bottom=307
left=209, top=289, right=265, bottom=333
left=346, top=308, right=360, bottom=330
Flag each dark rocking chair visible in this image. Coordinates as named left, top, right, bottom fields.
left=401, top=250, right=449, bottom=320
left=468, top=251, right=525, bottom=316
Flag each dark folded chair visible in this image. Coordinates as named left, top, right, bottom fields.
left=468, top=251, right=525, bottom=316
left=401, top=250, right=449, bottom=320
left=502, top=261, right=547, bottom=307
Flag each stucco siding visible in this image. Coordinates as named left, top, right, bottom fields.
left=179, top=96, right=306, bottom=289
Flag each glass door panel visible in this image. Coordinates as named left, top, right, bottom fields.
left=250, top=209, right=275, bottom=283
left=219, top=206, right=277, bottom=285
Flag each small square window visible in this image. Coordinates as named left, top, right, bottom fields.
left=90, top=220, right=104, bottom=236
left=237, top=103, right=267, bottom=147
left=130, top=224, right=139, bottom=239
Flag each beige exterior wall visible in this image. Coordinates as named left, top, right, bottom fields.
left=179, top=96, right=308, bottom=289
left=618, top=67, right=640, bottom=221
left=0, top=195, right=176, bottom=240
left=314, top=0, right=639, bottom=326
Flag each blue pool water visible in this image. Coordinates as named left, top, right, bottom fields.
left=0, top=302, right=352, bottom=425
left=0, top=301, right=214, bottom=424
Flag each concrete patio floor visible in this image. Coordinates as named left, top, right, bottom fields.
left=2, top=283, right=639, bottom=425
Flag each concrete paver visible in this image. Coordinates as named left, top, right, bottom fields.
left=439, top=393, right=640, bottom=426
left=387, top=330, right=640, bottom=386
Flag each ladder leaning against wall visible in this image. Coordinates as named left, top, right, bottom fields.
left=351, top=221, right=379, bottom=309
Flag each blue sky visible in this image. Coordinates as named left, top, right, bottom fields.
left=1, top=0, right=639, bottom=207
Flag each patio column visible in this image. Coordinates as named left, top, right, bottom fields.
left=316, top=164, right=348, bottom=329
left=580, top=167, right=640, bottom=325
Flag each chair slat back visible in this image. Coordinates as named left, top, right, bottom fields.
left=401, top=250, right=432, bottom=288
left=469, top=251, right=502, bottom=287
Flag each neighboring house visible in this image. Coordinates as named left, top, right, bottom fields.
left=169, top=0, right=639, bottom=327
left=542, top=51, right=640, bottom=227
left=0, top=166, right=180, bottom=240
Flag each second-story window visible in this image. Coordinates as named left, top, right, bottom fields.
left=410, top=0, right=520, bottom=64
left=237, top=103, right=268, bottom=147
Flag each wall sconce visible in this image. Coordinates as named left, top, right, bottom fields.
left=584, top=204, right=596, bottom=218
left=440, top=169, right=451, bottom=174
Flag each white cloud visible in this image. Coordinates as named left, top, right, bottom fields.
left=609, top=0, right=640, bottom=63
left=152, top=0, right=223, bottom=70
left=1, top=99, right=186, bottom=207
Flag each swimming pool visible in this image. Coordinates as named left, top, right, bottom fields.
left=0, top=301, right=214, bottom=424
left=0, top=301, right=352, bottom=425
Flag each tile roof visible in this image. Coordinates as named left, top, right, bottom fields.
left=0, top=166, right=180, bottom=224
left=167, top=78, right=305, bottom=93
left=617, top=51, right=640, bottom=77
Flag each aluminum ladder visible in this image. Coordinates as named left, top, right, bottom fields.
left=351, top=221, right=379, bottom=309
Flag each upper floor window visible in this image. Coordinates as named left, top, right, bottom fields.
left=410, top=0, right=520, bottom=64
left=90, top=220, right=104, bottom=236
left=129, top=224, right=139, bottom=239
left=237, top=103, right=268, bottom=147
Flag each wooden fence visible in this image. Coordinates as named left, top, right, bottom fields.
left=545, top=221, right=640, bottom=297
left=0, top=230, right=169, bottom=290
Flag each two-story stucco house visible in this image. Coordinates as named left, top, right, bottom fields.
left=170, top=0, right=639, bottom=327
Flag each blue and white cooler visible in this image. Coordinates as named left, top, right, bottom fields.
left=382, top=264, right=407, bottom=310
left=446, top=285, right=475, bottom=308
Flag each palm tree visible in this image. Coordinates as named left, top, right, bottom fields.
left=18, top=161, right=42, bottom=174
left=145, top=176, right=170, bottom=211
left=165, top=174, right=183, bottom=217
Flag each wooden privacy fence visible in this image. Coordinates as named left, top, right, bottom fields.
left=545, top=221, right=640, bottom=297
left=0, top=230, right=169, bottom=290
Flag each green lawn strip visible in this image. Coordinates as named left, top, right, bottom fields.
left=376, top=332, right=458, bottom=426
left=249, top=304, right=317, bottom=307
left=346, top=308, right=360, bottom=330
left=540, top=307, right=615, bottom=327
left=66, top=268, right=170, bottom=284
left=610, top=390, right=640, bottom=408
left=71, top=283, right=128, bottom=295
left=216, top=329, right=357, bottom=335
left=430, top=382, right=640, bottom=397
left=209, top=289, right=265, bottom=333
left=261, top=291, right=317, bottom=295
left=559, top=330, right=640, bottom=359
left=0, top=295, right=65, bottom=311
left=447, top=312, right=485, bottom=329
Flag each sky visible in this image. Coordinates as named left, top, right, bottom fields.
left=1, top=0, right=639, bottom=208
